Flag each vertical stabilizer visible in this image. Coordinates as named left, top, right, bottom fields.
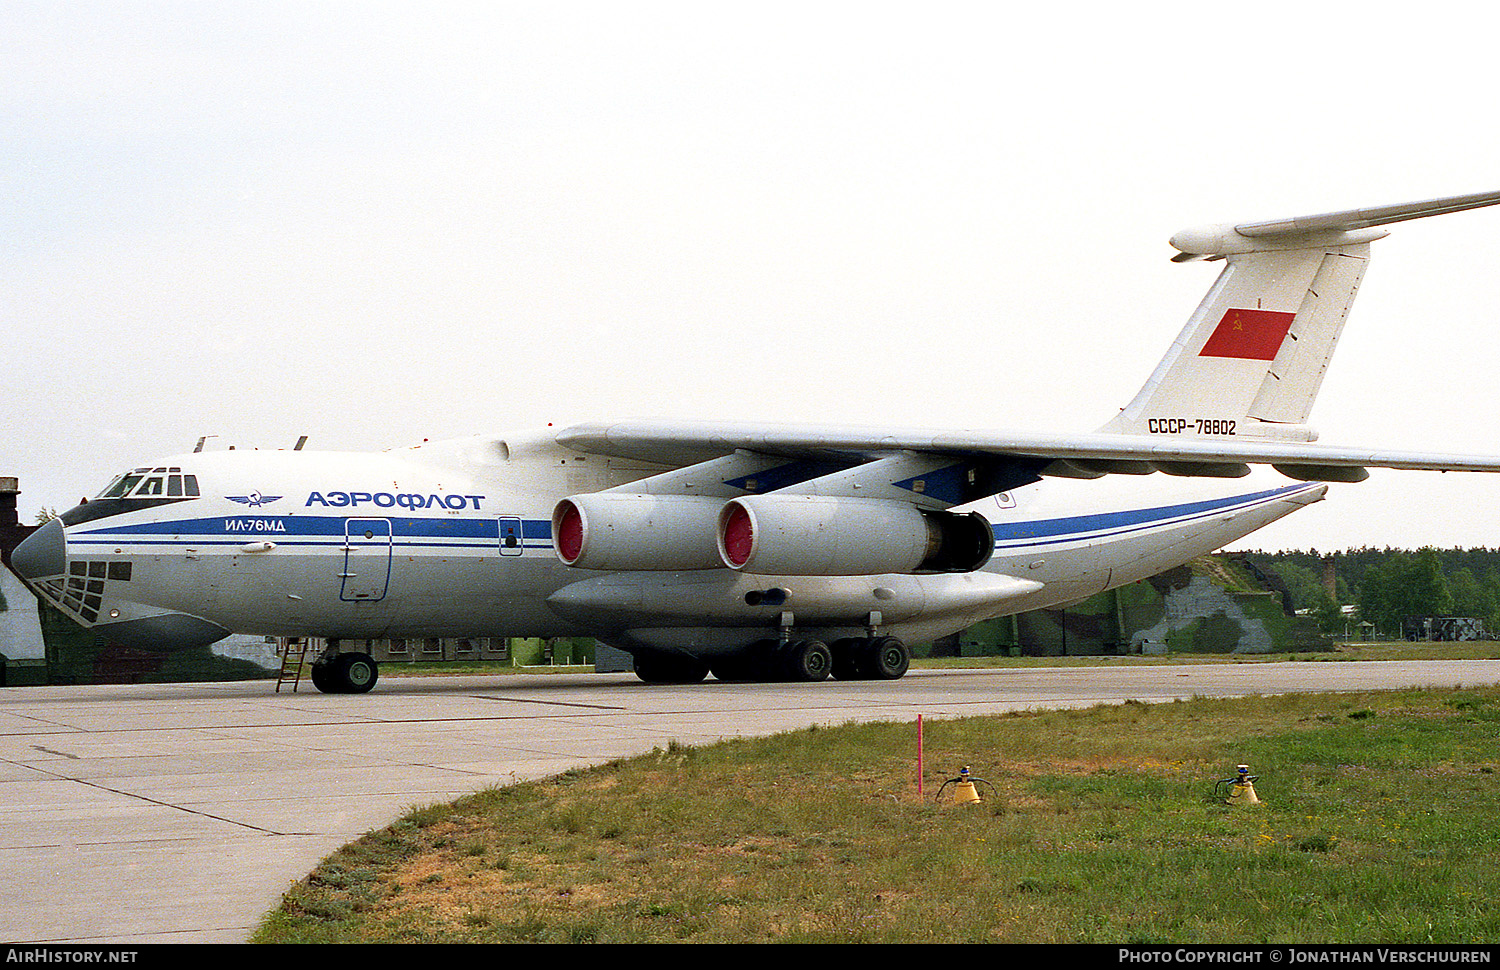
left=1100, top=189, right=1500, bottom=441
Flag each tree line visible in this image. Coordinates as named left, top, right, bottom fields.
left=1234, top=547, right=1500, bottom=637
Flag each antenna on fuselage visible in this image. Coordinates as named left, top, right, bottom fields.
left=294, top=436, right=308, bottom=451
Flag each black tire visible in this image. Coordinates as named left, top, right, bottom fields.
left=829, top=638, right=863, bottom=680
left=334, top=653, right=379, bottom=693
left=710, top=655, right=757, bottom=682
left=738, top=638, right=782, bottom=682
left=309, top=662, right=334, bottom=693
left=633, top=653, right=710, bottom=684
left=781, top=639, right=832, bottom=682
left=864, top=636, right=909, bottom=680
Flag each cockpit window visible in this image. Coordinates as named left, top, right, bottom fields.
left=95, top=467, right=200, bottom=500
left=100, top=474, right=143, bottom=498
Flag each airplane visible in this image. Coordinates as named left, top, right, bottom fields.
left=14, top=189, right=1500, bottom=694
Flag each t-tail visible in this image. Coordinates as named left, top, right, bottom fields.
left=1100, top=189, right=1500, bottom=443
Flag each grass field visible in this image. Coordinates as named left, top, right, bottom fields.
left=254, top=679, right=1500, bottom=943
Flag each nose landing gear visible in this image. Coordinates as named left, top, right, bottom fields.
left=310, top=650, right=379, bottom=694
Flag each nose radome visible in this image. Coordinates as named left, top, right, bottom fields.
left=10, top=517, right=67, bottom=581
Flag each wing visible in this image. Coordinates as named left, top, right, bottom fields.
left=558, top=419, right=1500, bottom=483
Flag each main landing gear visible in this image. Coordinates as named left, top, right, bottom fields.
left=691, top=635, right=909, bottom=685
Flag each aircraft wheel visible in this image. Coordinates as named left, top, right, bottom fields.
left=710, top=655, right=757, bottom=682
left=633, top=653, right=710, bottom=684
left=862, top=636, right=909, bottom=680
left=333, top=653, right=379, bottom=693
left=781, top=639, right=832, bottom=682
left=743, top=638, right=782, bottom=682
left=829, top=638, right=863, bottom=680
left=309, top=662, right=334, bottom=693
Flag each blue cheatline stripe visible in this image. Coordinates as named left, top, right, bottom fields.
left=68, top=514, right=557, bottom=551
left=991, top=484, right=1313, bottom=550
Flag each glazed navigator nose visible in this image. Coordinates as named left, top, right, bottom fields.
left=11, top=517, right=67, bottom=581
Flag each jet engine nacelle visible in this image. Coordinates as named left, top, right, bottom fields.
left=553, top=492, right=726, bottom=570
left=717, top=495, right=994, bottom=575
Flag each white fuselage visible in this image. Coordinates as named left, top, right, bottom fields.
left=29, top=430, right=1325, bottom=657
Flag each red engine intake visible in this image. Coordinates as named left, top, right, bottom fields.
left=551, top=493, right=726, bottom=571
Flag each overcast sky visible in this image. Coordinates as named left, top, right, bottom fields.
left=6, top=2, right=1500, bottom=551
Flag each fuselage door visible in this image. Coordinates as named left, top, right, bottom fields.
left=498, top=515, right=524, bottom=556
left=341, top=517, right=392, bottom=602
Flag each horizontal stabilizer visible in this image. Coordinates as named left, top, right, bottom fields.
left=1171, top=188, right=1500, bottom=258
left=1235, top=189, right=1500, bottom=239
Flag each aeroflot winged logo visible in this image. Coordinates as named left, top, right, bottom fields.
left=226, top=491, right=283, bottom=507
